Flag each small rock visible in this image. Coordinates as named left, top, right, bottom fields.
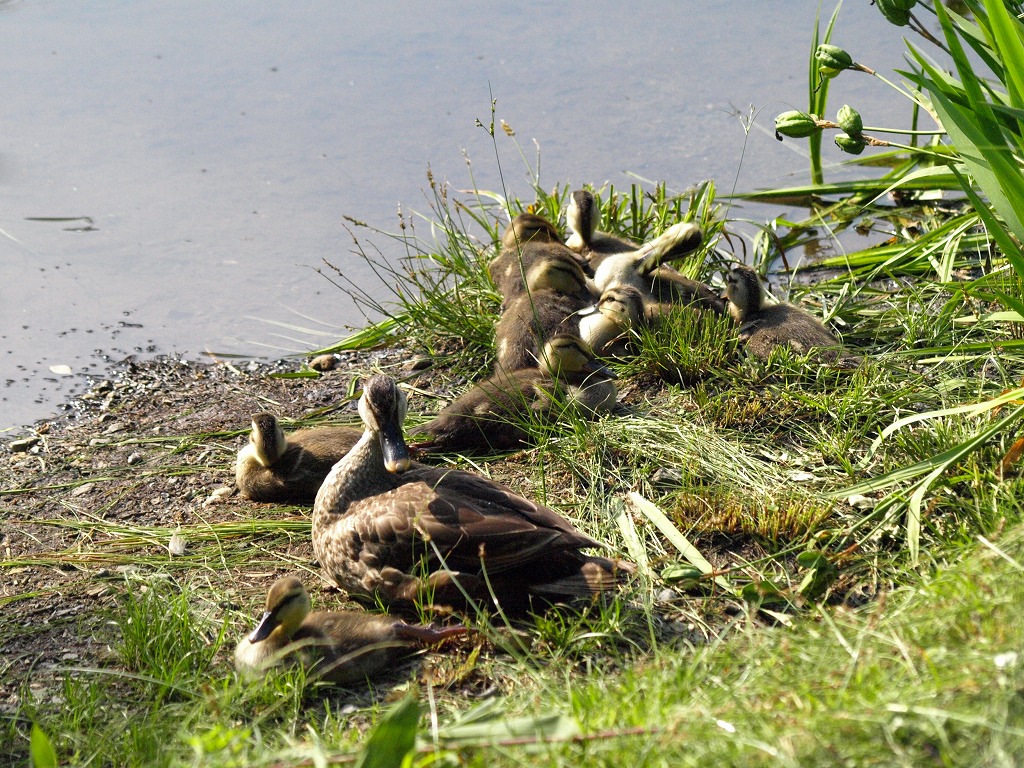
left=847, top=494, right=876, bottom=510
left=309, top=354, right=341, bottom=372
left=9, top=436, right=40, bottom=453
left=788, top=471, right=817, bottom=482
left=49, top=364, right=73, bottom=376
left=126, top=452, right=144, bottom=465
left=72, top=483, right=95, bottom=497
left=204, top=486, right=234, bottom=506
left=403, top=355, right=434, bottom=372
left=168, top=530, right=187, bottom=556
left=651, top=467, right=684, bottom=488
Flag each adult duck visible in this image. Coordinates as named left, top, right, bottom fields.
left=409, top=334, right=617, bottom=454
left=235, top=413, right=361, bottom=503
left=312, top=375, right=631, bottom=612
left=234, top=575, right=466, bottom=684
left=722, top=264, right=859, bottom=365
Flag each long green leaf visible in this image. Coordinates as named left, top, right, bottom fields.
left=627, top=492, right=736, bottom=596
left=30, top=724, right=58, bottom=768
left=865, top=385, right=1024, bottom=458
left=838, top=402, right=1024, bottom=498
left=354, top=696, right=420, bottom=768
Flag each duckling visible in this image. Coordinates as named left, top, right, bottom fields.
left=564, top=189, right=638, bottom=269
left=500, top=212, right=561, bottom=250
left=493, top=255, right=596, bottom=372
left=578, top=285, right=649, bottom=358
left=234, top=576, right=466, bottom=684
left=591, top=222, right=724, bottom=315
left=235, top=413, right=362, bottom=503
left=722, top=264, right=859, bottom=364
left=409, top=334, right=617, bottom=454
left=489, top=213, right=590, bottom=301
left=313, top=374, right=632, bottom=612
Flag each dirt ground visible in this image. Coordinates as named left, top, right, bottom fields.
left=2, top=346, right=641, bottom=716
left=0, top=348, right=439, bottom=711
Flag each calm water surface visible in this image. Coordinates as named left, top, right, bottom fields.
left=1, top=1, right=915, bottom=432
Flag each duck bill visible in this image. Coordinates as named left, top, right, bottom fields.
left=582, top=358, right=618, bottom=380
left=380, top=421, right=411, bottom=473
left=247, top=610, right=278, bottom=644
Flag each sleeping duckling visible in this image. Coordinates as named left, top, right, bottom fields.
left=578, top=285, right=649, bottom=358
left=409, top=334, right=617, bottom=454
left=493, top=255, right=596, bottom=372
left=723, top=264, right=859, bottom=365
left=489, top=213, right=590, bottom=301
left=564, top=189, right=638, bottom=269
left=235, top=413, right=362, bottom=503
left=500, top=212, right=561, bottom=250
left=313, top=375, right=632, bottom=612
left=234, top=576, right=466, bottom=684
left=590, top=221, right=724, bottom=315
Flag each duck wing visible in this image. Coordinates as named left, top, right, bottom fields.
left=346, top=464, right=603, bottom=576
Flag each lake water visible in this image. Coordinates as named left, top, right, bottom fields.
left=0, top=0, right=918, bottom=433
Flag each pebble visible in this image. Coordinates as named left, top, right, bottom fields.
left=9, top=436, right=40, bottom=453
left=204, top=486, right=234, bottom=506
left=403, top=355, right=433, bottom=372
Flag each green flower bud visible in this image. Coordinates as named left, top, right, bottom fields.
left=816, top=44, right=853, bottom=71
left=875, top=0, right=911, bottom=26
left=837, top=105, right=863, bottom=136
left=815, top=44, right=854, bottom=79
left=891, top=0, right=917, bottom=9
left=774, top=110, right=820, bottom=139
left=835, top=134, right=867, bottom=155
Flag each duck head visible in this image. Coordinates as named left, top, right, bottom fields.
left=524, top=254, right=591, bottom=295
left=722, top=265, right=765, bottom=323
left=247, top=576, right=312, bottom=644
left=596, top=285, right=646, bottom=326
left=359, top=375, right=412, bottom=474
left=248, top=412, right=287, bottom=467
left=501, top=214, right=560, bottom=250
left=539, top=334, right=617, bottom=381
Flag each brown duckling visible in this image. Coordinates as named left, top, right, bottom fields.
left=234, top=576, right=466, bottom=684
left=489, top=213, right=591, bottom=301
left=577, top=285, right=650, bottom=358
left=493, top=255, right=596, bottom=372
left=722, top=264, right=859, bottom=365
left=564, top=189, right=638, bottom=269
left=235, top=413, right=362, bottom=503
left=313, top=375, right=632, bottom=612
left=500, top=212, right=561, bottom=250
left=590, top=222, right=724, bottom=315
left=409, top=334, right=618, bottom=454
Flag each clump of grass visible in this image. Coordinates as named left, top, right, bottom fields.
left=625, top=305, right=739, bottom=387
left=116, top=576, right=228, bottom=704
left=669, top=488, right=831, bottom=543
